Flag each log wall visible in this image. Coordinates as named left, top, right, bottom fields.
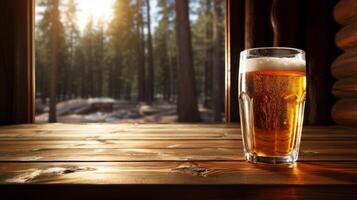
left=332, top=0, right=357, bottom=125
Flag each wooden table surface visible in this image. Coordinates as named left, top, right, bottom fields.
left=0, top=124, right=356, bottom=200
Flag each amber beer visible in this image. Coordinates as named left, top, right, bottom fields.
left=239, top=48, right=306, bottom=164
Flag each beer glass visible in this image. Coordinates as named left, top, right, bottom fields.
left=239, top=47, right=306, bottom=164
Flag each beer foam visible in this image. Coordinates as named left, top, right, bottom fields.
left=241, top=57, right=305, bottom=73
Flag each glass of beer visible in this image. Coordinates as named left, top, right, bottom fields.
left=239, top=47, right=306, bottom=164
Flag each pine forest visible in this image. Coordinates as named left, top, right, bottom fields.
left=35, top=0, right=225, bottom=123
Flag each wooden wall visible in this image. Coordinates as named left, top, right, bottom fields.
left=332, top=0, right=357, bottom=126
left=225, top=0, right=341, bottom=125
left=0, top=0, right=35, bottom=125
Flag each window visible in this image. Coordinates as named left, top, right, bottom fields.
left=35, top=0, right=225, bottom=123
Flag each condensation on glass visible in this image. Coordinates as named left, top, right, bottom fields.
left=239, top=47, right=306, bottom=164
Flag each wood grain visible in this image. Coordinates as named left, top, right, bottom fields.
left=332, top=99, right=357, bottom=125
left=332, top=77, right=357, bottom=98
left=333, top=0, right=357, bottom=127
left=0, top=0, right=34, bottom=125
left=0, top=124, right=356, bottom=199
left=224, top=0, right=243, bottom=122
left=336, top=21, right=357, bottom=50
left=0, top=144, right=356, bottom=162
left=0, top=161, right=356, bottom=185
left=334, top=0, right=357, bottom=26
left=332, top=48, right=357, bottom=79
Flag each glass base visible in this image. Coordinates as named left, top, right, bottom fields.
left=244, top=151, right=299, bottom=164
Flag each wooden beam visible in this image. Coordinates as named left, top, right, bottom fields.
left=0, top=0, right=35, bottom=125
left=244, top=0, right=273, bottom=48
left=225, top=0, right=244, bottom=122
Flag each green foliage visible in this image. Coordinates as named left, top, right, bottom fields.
left=107, top=0, right=138, bottom=99
left=36, top=0, right=68, bottom=101
left=154, top=0, right=176, bottom=100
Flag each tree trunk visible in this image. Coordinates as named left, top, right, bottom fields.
left=204, top=0, right=213, bottom=108
left=161, top=32, right=170, bottom=101
left=88, top=38, right=94, bottom=97
left=108, top=64, right=114, bottom=98
left=41, top=61, right=48, bottom=105
left=114, top=56, right=123, bottom=99
left=62, top=63, right=68, bottom=100
left=175, top=0, right=201, bottom=122
left=137, top=0, right=146, bottom=102
left=97, top=28, right=105, bottom=97
left=80, top=51, right=87, bottom=98
left=69, top=32, right=75, bottom=99
left=146, top=0, right=154, bottom=103
left=49, top=0, right=60, bottom=123
left=212, top=0, right=223, bottom=122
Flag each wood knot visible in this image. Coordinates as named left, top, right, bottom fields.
left=173, top=162, right=210, bottom=177
left=5, top=166, right=96, bottom=183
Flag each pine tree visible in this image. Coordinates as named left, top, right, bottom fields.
left=204, top=0, right=213, bottom=108
left=175, top=0, right=201, bottom=122
left=154, top=0, right=172, bottom=101
left=93, top=18, right=106, bottom=97
left=82, top=17, right=95, bottom=97
left=36, top=0, right=68, bottom=122
left=134, top=0, right=146, bottom=102
left=64, top=0, right=80, bottom=98
left=212, top=0, right=224, bottom=122
left=35, top=1, right=50, bottom=105
left=49, top=0, right=60, bottom=122
left=108, top=0, right=136, bottom=99
left=145, top=0, right=155, bottom=103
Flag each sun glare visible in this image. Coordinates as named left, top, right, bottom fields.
left=75, top=0, right=115, bottom=31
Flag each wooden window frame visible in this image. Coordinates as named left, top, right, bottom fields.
left=0, top=0, right=35, bottom=125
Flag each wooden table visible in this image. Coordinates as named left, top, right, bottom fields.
left=0, top=124, right=356, bottom=199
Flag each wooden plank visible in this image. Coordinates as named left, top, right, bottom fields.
left=334, top=0, right=357, bottom=26
left=336, top=21, right=357, bottom=50
left=0, top=124, right=356, bottom=199
left=0, top=131, right=356, bottom=141
left=0, top=140, right=241, bottom=150
left=0, top=161, right=356, bottom=185
left=0, top=123, right=239, bottom=129
left=0, top=125, right=356, bottom=141
left=0, top=142, right=356, bottom=162
left=0, top=125, right=356, bottom=161
left=332, top=47, right=357, bottom=79
left=2, top=124, right=356, bottom=133
left=332, top=99, right=357, bottom=125
left=0, top=132, right=239, bottom=140
left=332, top=77, right=357, bottom=98
left=0, top=124, right=355, bottom=134
left=0, top=140, right=356, bottom=150
left=0, top=148, right=240, bottom=162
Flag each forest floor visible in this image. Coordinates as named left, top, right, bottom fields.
left=35, top=98, right=218, bottom=123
